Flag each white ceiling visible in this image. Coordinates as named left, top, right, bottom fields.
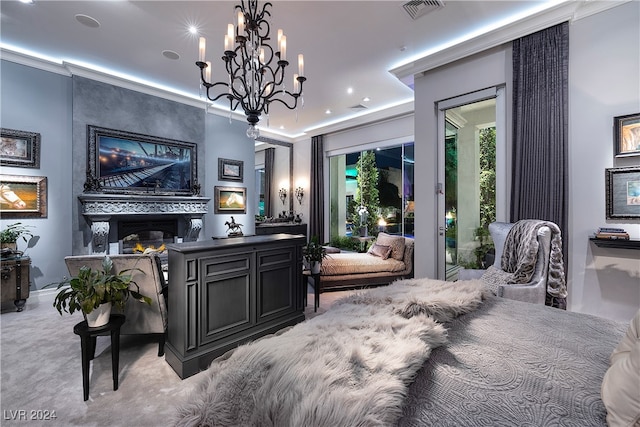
left=0, top=0, right=593, bottom=140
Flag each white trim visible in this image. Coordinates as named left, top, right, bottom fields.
left=326, top=134, right=414, bottom=158
left=437, top=87, right=497, bottom=111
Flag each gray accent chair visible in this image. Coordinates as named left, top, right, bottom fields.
left=458, top=222, right=550, bottom=305
left=64, top=253, right=168, bottom=356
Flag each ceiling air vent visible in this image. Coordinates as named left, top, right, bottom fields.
left=349, top=104, right=368, bottom=110
left=402, top=0, right=444, bottom=20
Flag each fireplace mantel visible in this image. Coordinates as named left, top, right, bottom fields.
left=79, top=193, right=210, bottom=253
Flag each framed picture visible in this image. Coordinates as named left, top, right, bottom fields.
left=86, top=125, right=197, bottom=195
left=1, top=128, right=41, bottom=168
left=214, top=186, right=246, bottom=214
left=606, top=166, right=640, bottom=219
left=218, top=158, right=244, bottom=182
left=614, top=113, right=640, bottom=157
left=0, top=175, right=47, bottom=218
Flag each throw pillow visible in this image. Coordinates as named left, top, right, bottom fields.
left=368, top=243, right=392, bottom=260
left=375, top=232, right=405, bottom=261
left=601, top=309, right=640, bottom=427
left=480, top=265, right=514, bottom=295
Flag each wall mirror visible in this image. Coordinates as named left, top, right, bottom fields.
left=254, top=137, right=293, bottom=219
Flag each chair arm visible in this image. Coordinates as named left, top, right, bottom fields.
left=458, top=268, right=485, bottom=280
left=498, top=281, right=546, bottom=305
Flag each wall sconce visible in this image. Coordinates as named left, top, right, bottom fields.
left=279, top=188, right=287, bottom=205
left=295, top=187, right=304, bottom=205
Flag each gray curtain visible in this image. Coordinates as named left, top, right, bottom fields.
left=309, top=135, right=324, bottom=242
left=264, top=147, right=275, bottom=218
left=511, top=22, right=569, bottom=309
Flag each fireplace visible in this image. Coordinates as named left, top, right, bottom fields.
left=117, top=219, right=178, bottom=263
left=78, top=193, right=210, bottom=254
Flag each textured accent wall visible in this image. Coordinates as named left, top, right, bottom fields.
left=71, top=76, right=205, bottom=254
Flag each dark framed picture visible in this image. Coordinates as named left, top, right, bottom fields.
left=0, top=175, right=47, bottom=218
left=1, top=128, right=41, bottom=168
left=606, top=166, right=640, bottom=219
left=86, top=125, right=197, bottom=195
left=218, top=158, right=244, bottom=182
left=214, top=186, right=246, bottom=214
left=614, top=113, right=640, bottom=157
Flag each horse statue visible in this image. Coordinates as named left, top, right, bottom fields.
left=224, top=216, right=244, bottom=237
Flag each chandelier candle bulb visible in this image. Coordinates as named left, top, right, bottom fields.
left=293, top=74, right=299, bottom=92
left=205, top=61, right=212, bottom=82
left=224, top=34, right=231, bottom=52
left=277, top=29, right=283, bottom=45
left=280, top=35, right=286, bottom=61
left=237, top=11, right=245, bottom=34
left=259, top=48, right=265, bottom=64
left=198, top=37, right=206, bottom=62
left=227, top=23, right=234, bottom=41
left=298, top=54, right=304, bottom=76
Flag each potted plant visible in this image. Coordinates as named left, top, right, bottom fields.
left=52, top=256, right=151, bottom=327
left=303, top=236, right=327, bottom=274
left=1, top=222, right=33, bottom=251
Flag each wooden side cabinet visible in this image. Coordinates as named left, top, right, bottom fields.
left=165, top=234, right=305, bottom=379
left=1, top=256, right=30, bottom=311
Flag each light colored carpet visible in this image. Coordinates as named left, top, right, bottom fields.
left=0, top=285, right=351, bottom=426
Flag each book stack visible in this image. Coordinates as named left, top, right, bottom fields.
left=595, top=227, right=630, bottom=240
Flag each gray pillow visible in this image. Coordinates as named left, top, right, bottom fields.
left=480, top=265, right=514, bottom=295
left=368, top=243, right=392, bottom=260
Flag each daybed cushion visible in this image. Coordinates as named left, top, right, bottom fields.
left=601, top=309, right=640, bottom=427
left=320, top=252, right=405, bottom=276
left=375, top=232, right=405, bottom=261
left=368, top=243, right=392, bottom=259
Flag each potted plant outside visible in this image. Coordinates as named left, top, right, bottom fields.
left=303, top=236, right=327, bottom=274
left=52, top=256, right=151, bottom=327
left=1, top=222, right=34, bottom=251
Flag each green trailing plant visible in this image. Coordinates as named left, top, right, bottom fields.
left=1, top=222, right=34, bottom=244
left=303, top=236, right=327, bottom=264
left=52, top=256, right=151, bottom=316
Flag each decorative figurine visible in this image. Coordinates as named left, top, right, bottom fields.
left=225, top=216, right=244, bottom=237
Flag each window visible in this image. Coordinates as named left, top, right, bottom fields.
left=328, top=143, right=414, bottom=246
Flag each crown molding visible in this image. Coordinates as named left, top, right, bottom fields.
left=390, top=0, right=630, bottom=83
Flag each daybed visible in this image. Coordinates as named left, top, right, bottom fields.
left=173, top=278, right=637, bottom=427
left=312, top=232, right=414, bottom=292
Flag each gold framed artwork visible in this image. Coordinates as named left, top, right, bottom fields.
left=0, top=175, right=48, bottom=218
left=614, top=113, right=640, bottom=157
left=214, top=186, right=246, bottom=214
left=1, top=128, right=41, bottom=168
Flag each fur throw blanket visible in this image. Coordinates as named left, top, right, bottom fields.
left=174, top=279, right=489, bottom=427
left=501, top=219, right=567, bottom=298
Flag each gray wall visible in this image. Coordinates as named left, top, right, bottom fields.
left=71, top=76, right=205, bottom=253
left=0, top=60, right=73, bottom=291
left=1, top=63, right=257, bottom=291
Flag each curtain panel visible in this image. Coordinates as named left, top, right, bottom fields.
left=309, top=135, right=324, bottom=242
left=264, top=147, right=275, bottom=218
left=511, top=21, right=569, bottom=309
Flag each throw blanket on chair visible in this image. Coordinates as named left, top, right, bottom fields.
left=501, top=219, right=567, bottom=307
left=174, top=279, right=489, bottom=427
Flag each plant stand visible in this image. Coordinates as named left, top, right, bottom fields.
left=73, top=314, right=125, bottom=401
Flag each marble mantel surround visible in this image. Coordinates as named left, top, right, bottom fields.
left=79, top=193, right=211, bottom=254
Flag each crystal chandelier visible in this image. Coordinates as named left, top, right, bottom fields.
left=196, top=0, right=306, bottom=139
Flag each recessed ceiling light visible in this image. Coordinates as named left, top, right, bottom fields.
left=162, top=50, right=180, bottom=60
left=19, top=0, right=34, bottom=4
left=347, top=87, right=353, bottom=95
left=75, top=14, right=100, bottom=28
left=188, top=26, right=198, bottom=35
left=362, top=97, right=371, bottom=102
left=325, top=109, right=332, bottom=115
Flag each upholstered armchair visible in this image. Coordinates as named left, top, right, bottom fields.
left=458, top=221, right=552, bottom=305
left=64, top=254, right=168, bottom=356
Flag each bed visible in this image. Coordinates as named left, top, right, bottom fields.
left=173, top=278, right=636, bottom=427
